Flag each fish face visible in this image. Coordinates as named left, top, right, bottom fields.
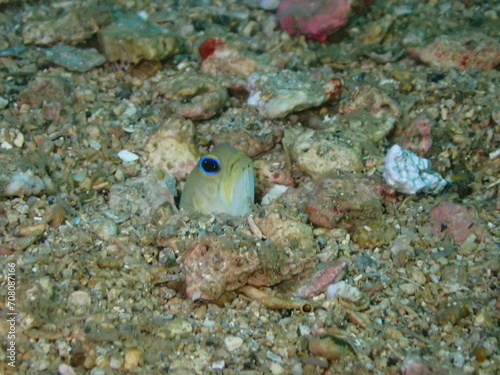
left=180, top=144, right=254, bottom=216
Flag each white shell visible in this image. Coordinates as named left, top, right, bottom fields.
left=383, top=145, right=448, bottom=194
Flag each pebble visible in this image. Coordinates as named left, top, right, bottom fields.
left=165, top=318, right=193, bottom=338
left=117, top=149, right=140, bottom=162
left=89, top=217, right=119, bottom=241
left=291, top=129, right=364, bottom=179
left=98, top=14, right=181, bottom=63
left=211, top=360, right=225, bottom=370
left=45, top=44, right=106, bottom=72
left=399, top=282, right=418, bottom=295
left=123, top=349, right=141, bottom=370
left=270, top=362, right=285, bottom=375
left=0, top=170, right=47, bottom=197
left=407, top=32, right=500, bottom=70
left=276, top=0, right=364, bottom=42
left=247, top=70, right=339, bottom=119
left=68, top=290, right=91, bottom=306
left=224, top=336, right=244, bottom=351
left=144, top=116, right=198, bottom=180
left=58, top=364, right=78, bottom=375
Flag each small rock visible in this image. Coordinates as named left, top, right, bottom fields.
left=307, top=175, right=395, bottom=230
left=17, top=75, right=74, bottom=108
left=68, top=290, right=91, bottom=306
left=338, top=85, right=400, bottom=143
left=0, top=170, right=47, bottom=197
left=155, top=71, right=228, bottom=120
left=291, top=129, right=363, bottom=179
left=429, top=201, right=486, bottom=243
left=165, top=318, right=193, bottom=338
left=109, top=171, right=177, bottom=220
left=58, top=364, right=78, bottom=375
left=117, top=149, right=140, bottom=162
left=277, top=0, right=368, bottom=42
left=45, top=44, right=106, bottom=72
left=22, top=6, right=110, bottom=46
left=399, top=282, right=418, bottom=295
left=398, top=113, right=433, bottom=156
left=89, top=217, right=119, bottom=240
left=247, top=70, right=342, bottom=119
left=98, top=14, right=181, bottom=63
left=123, top=349, right=141, bottom=370
left=407, top=32, right=500, bottom=70
left=224, top=335, right=243, bottom=352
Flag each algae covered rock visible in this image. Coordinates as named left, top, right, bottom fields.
left=246, top=70, right=342, bottom=119
left=98, top=14, right=181, bottom=63
left=290, top=128, right=364, bottom=180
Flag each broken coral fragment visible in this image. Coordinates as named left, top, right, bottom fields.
left=383, top=145, right=448, bottom=195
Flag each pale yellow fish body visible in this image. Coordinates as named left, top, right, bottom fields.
left=180, top=144, right=254, bottom=216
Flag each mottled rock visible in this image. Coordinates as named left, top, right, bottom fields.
left=18, top=75, right=74, bottom=109
left=307, top=175, right=395, bottom=230
left=247, top=70, right=342, bottom=119
left=407, top=33, right=500, bottom=70
left=158, top=211, right=317, bottom=301
left=429, top=201, right=486, bottom=243
left=108, top=171, right=177, bottom=220
left=254, top=147, right=294, bottom=196
left=352, top=219, right=397, bottom=249
left=68, top=290, right=91, bottom=307
left=98, top=14, right=181, bottom=63
left=45, top=44, right=106, bottom=72
left=197, top=112, right=282, bottom=158
left=277, top=0, right=367, bottom=42
left=224, top=336, right=243, bottom=351
left=278, top=259, right=347, bottom=297
left=338, top=85, right=400, bottom=143
left=398, top=113, right=433, bottom=156
left=0, top=170, right=47, bottom=197
left=22, top=6, right=111, bottom=46
left=155, top=72, right=228, bottom=120
left=291, top=129, right=364, bottom=180
left=143, top=116, right=199, bottom=180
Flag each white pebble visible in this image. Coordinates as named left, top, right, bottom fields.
left=58, top=364, right=78, bottom=375
left=212, top=360, right=225, bottom=370
left=118, top=149, right=140, bottom=162
left=68, top=290, right=91, bottom=306
left=270, top=362, right=285, bottom=375
left=224, top=335, right=243, bottom=351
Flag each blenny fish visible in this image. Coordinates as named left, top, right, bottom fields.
left=180, top=143, right=254, bottom=216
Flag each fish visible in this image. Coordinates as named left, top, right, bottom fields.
left=180, top=143, right=254, bottom=216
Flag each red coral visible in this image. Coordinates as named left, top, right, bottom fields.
left=199, top=38, right=226, bottom=60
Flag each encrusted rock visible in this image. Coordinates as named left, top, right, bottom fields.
left=45, top=45, right=106, bottom=72
left=108, top=171, right=177, bottom=220
left=307, top=174, right=395, bottom=230
left=277, top=0, right=367, bottom=42
left=155, top=71, right=228, bottom=120
left=407, top=32, right=500, bottom=71
left=247, top=70, right=342, bottom=119
left=338, top=85, right=400, bottom=143
left=98, top=14, right=181, bottom=63
left=143, top=116, right=199, bottom=180
left=290, top=129, right=364, bottom=180
left=429, top=201, right=486, bottom=243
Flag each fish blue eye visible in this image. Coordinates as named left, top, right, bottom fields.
left=200, top=156, right=220, bottom=175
